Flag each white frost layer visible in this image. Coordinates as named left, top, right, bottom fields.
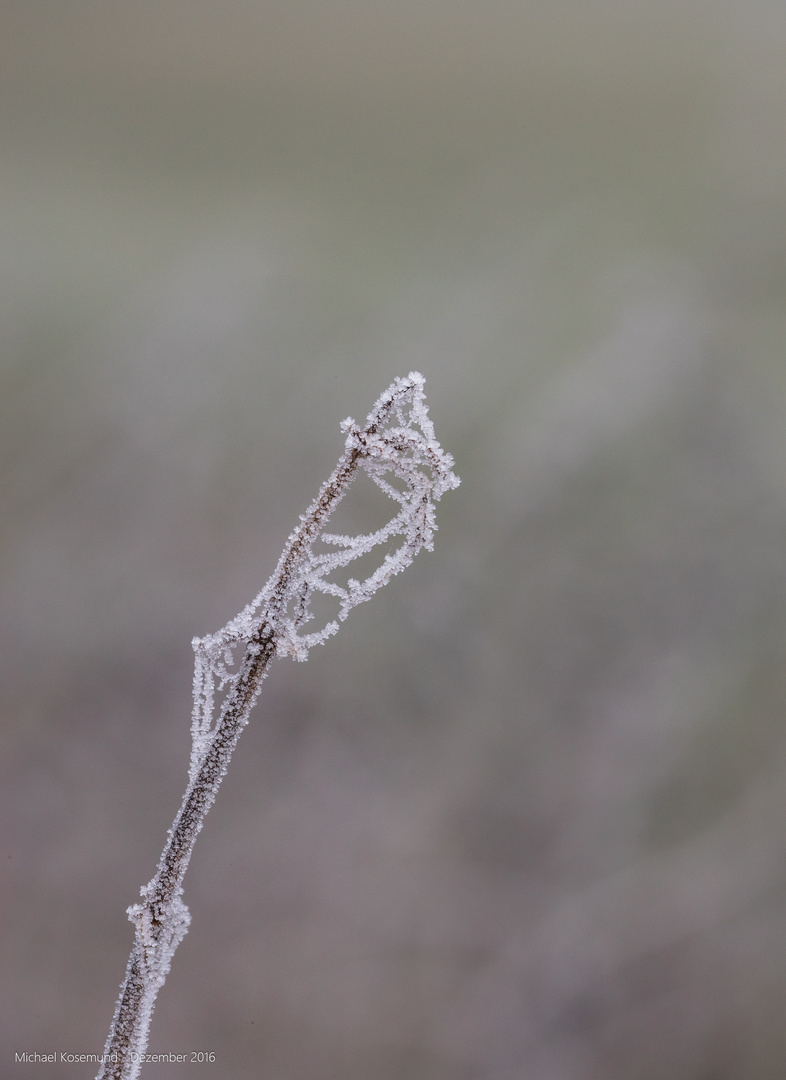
left=188, top=371, right=459, bottom=786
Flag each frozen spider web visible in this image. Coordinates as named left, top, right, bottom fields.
left=188, top=371, right=459, bottom=785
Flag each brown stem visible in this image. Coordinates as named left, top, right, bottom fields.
left=95, top=373, right=458, bottom=1080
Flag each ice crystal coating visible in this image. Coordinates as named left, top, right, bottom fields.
left=188, top=371, right=459, bottom=785
left=97, top=372, right=458, bottom=1080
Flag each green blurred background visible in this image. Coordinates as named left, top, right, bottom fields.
left=5, top=3, right=786, bottom=1077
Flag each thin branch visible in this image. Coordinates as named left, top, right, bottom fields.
left=96, top=372, right=459, bottom=1080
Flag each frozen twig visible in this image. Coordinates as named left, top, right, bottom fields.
left=96, top=372, right=459, bottom=1080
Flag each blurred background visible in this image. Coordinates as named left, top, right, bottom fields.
left=4, top=2, right=786, bottom=1078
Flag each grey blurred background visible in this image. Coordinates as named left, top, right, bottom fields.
left=4, top=3, right=786, bottom=1078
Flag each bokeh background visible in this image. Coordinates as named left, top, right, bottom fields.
left=4, top=3, right=786, bottom=1078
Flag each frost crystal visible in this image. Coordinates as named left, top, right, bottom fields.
left=189, top=371, right=459, bottom=784
left=97, top=373, right=458, bottom=1080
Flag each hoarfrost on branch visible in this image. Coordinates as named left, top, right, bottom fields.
left=97, top=372, right=459, bottom=1080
